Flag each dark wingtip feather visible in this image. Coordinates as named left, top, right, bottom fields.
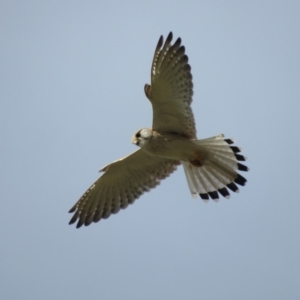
left=237, top=163, right=249, bottom=171
left=69, top=218, right=76, bottom=225
left=200, top=193, right=209, bottom=200
left=102, top=209, right=111, bottom=219
left=234, top=174, right=247, bottom=186
left=166, top=32, right=173, bottom=43
left=227, top=182, right=239, bottom=192
left=173, top=37, right=181, bottom=48
left=230, top=146, right=241, bottom=153
left=225, top=139, right=234, bottom=145
left=235, top=153, right=246, bottom=161
left=218, top=187, right=230, bottom=198
left=69, top=211, right=79, bottom=225
left=184, top=64, right=191, bottom=72
left=156, top=35, right=164, bottom=51
left=180, top=54, right=189, bottom=64
left=178, top=45, right=185, bottom=56
left=68, top=206, right=76, bottom=213
left=208, top=191, right=219, bottom=200
left=76, top=218, right=85, bottom=228
left=84, top=214, right=94, bottom=226
left=93, top=212, right=102, bottom=223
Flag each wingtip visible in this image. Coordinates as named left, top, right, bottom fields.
left=68, top=208, right=75, bottom=213
left=156, top=35, right=164, bottom=51
left=224, top=138, right=234, bottom=144
left=166, top=31, right=173, bottom=42
left=76, top=219, right=84, bottom=228
left=237, top=163, right=249, bottom=172
left=69, top=218, right=76, bottom=225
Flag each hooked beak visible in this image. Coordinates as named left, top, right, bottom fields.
left=131, top=136, right=139, bottom=146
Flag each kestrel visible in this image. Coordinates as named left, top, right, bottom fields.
left=69, top=32, right=248, bottom=228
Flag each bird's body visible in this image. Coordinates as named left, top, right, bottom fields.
left=132, top=129, right=199, bottom=161
left=69, top=32, right=249, bottom=228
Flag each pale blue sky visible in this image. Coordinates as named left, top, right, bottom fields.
left=1, top=1, right=300, bottom=299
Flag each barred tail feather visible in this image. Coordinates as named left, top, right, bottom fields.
left=182, top=134, right=248, bottom=201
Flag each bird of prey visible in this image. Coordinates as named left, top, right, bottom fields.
left=69, top=32, right=248, bottom=228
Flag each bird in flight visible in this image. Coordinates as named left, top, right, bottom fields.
left=69, top=32, right=248, bottom=228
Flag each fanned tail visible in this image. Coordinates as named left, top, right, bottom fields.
left=182, top=134, right=249, bottom=201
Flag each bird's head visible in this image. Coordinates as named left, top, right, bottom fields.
left=131, top=128, right=153, bottom=147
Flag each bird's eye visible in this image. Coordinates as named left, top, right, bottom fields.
left=136, top=131, right=141, bottom=138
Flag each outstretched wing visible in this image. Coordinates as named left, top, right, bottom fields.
left=69, top=149, right=180, bottom=228
left=145, top=32, right=196, bottom=139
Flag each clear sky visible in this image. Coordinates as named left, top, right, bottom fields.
left=1, top=1, right=299, bottom=299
